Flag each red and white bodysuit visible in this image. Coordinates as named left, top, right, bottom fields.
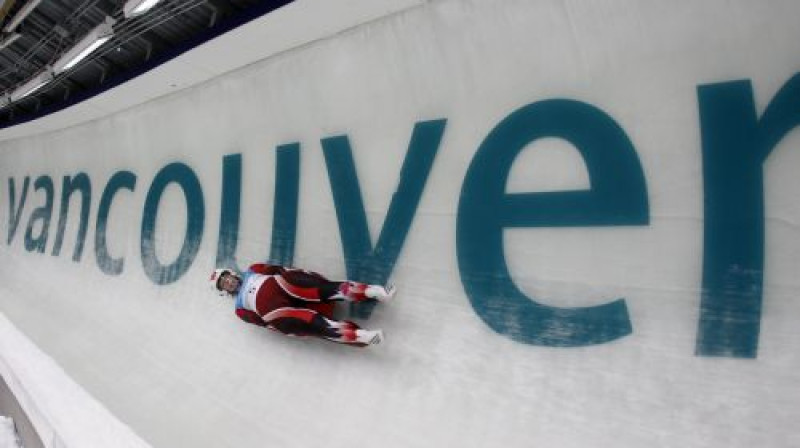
left=233, top=264, right=389, bottom=346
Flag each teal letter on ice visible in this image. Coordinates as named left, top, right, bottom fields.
left=269, top=144, right=300, bottom=266
left=457, top=100, right=648, bottom=346
left=697, top=74, right=800, bottom=358
left=215, top=154, right=244, bottom=270
left=322, top=119, right=446, bottom=317
left=24, top=176, right=54, bottom=253
left=96, top=171, right=136, bottom=275
left=215, top=146, right=300, bottom=271
left=52, top=173, right=92, bottom=261
left=7, top=177, right=30, bottom=245
left=141, top=162, right=204, bottom=285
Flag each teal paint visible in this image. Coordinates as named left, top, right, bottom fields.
left=321, top=119, right=446, bottom=318
left=215, top=146, right=300, bottom=272
left=215, top=154, right=244, bottom=272
left=51, top=173, right=91, bottom=261
left=5, top=73, right=797, bottom=356
left=268, top=143, right=300, bottom=267
left=457, top=100, right=648, bottom=346
left=24, top=176, right=54, bottom=253
left=141, top=162, right=205, bottom=285
left=696, top=74, right=800, bottom=358
left=95, top=171, right=137, bottom=276
left=6, top=177, right=29, bottom=245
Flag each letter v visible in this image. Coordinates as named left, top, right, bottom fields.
left=7, top=177, right=30, bottom=245
left=321, top=119, right=446, bottom=316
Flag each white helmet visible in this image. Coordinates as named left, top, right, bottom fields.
left=209, top=268, right=238, bottom=294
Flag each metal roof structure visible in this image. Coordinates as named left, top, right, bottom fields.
left=0, top=0, right=293, bottom=128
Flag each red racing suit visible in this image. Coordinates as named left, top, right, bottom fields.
left=233, top=264, right=371, bottom=344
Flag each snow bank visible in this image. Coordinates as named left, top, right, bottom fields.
left=0, top=417, right=22, bottom=448
left=0, top=312, right=152, bottom=448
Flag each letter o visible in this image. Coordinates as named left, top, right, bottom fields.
left=141, top=163, right=205, bottom=285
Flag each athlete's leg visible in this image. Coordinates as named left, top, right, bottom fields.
left=334, top=281, right=396, bottom=303
left=275, top=274, right=396, bottom=304
left=262, top=307, right=382, bottom=346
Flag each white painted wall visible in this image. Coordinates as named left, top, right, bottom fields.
left=0, top=313, right=151, bottom=448
left=1, top=1, right=800, bottom=447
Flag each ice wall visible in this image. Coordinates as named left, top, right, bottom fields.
left=2, top=0, right=800, bottom=447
